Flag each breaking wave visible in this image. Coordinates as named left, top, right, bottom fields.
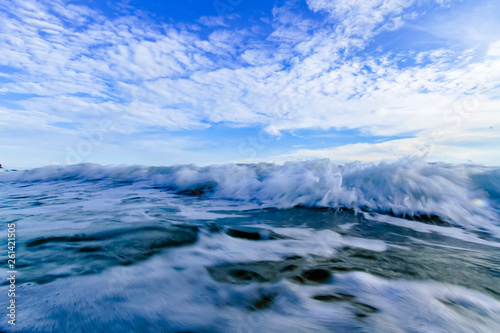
left=2, top=159, right=499, bottom=235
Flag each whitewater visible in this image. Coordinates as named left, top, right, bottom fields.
left=1, top=159, right=499, bottom=332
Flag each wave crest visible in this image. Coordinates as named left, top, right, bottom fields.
left=2, top=159, right=499, bottom=234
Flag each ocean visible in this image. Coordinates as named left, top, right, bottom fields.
left=1, top=159, right=499, bottom=332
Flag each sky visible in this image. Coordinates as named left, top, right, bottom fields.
left=0, top=0, right=499, bottom=169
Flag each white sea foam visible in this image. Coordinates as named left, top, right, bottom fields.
left=4, top=230, right=499, bottom=333
left=365, top=213, right=500, bottom=247
left=1, top=159, right=499, bottom=235
left=2, top=160, right=500, bottom=332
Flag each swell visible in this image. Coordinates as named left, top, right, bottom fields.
left=2, top=159, right=499, bottom=235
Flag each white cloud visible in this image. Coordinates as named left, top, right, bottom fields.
left=0, top=0, right=499, bottom=167
left=198, top=16, right=228, bottom=28
left=270, top=135, right=500, bottom=166
left=305, top=0, right=419, bottom=38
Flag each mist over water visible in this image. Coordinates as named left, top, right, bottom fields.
left=1, top=160, right=500, bottom=332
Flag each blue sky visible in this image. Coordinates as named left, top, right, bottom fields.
left=0, top=0, right=499, bottom=169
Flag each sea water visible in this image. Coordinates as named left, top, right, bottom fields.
left=0, top=159, right=499, bottom=332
